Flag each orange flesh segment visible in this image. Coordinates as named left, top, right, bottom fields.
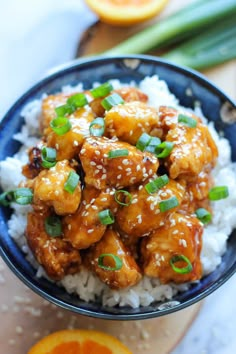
left=49, top=340, right=113, bottom=354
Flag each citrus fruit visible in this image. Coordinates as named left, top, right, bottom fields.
left=28, top=329, right=132, bottom=354
left=85, top=0, right=169, bottom=26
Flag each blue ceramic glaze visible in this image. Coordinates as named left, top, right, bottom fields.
left=0, top=55, right=235, bottom=320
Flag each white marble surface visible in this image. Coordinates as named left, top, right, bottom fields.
left=0, top=1, right=235, bottom=353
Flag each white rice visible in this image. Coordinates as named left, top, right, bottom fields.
left=0, top=75, right=235, bottom=308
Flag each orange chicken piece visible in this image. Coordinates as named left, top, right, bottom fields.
left=141, top=213, right=203, bottom=283
left=26, top=211, right=81, bottom=280
left=86, top=228, right=142, bottom=289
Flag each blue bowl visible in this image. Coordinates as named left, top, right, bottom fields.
left=0, top=55, right=235, bottom=320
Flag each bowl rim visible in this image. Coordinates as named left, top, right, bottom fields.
left=0, top=54, right=235, bottom=320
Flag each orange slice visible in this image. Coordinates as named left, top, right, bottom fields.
left=28, top=329, right=132, bottom=354
left=85, top=0, right=169, bottom=26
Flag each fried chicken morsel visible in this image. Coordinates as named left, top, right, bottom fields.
left=158, top=106, right=218, bottom=179
left=32, top=160, right=81, bottom=215
left=141, top=213, right=203, bottom=283
left=26, top=211, right=81, bottom=280
left=86, top=228, right=142, bottom=289
left=105, top=101, right=158, bottom=145
left=80, top=137, right=159, bottom=189
left=116, top=179, right=186, bottom=238
left=63, top=187, right=116, bottom=250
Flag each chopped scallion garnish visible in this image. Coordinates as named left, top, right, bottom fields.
left=90, top=82, right=113, bottom=98
left=108, top=149, right=129, bottom=159
left=14, top=188, right=33, bottom=205
left=208, top=186, right=229, bottom=201
left=64, top=171, right=80, bottom=194
left=195, top=208, right=212, bottom=224
left=55, top=103, right=74, bottom=117
left=145, top=136, right=161, bottom=154
left=0, top=190, right=14, bottom=206
left=136, top=133, right=151, bottom=151
left=50, top=117, right=72, bottom=136
left=98, top=209, right=115, bottom=225
left=44, top=215, right=62, bottom=237
left=67, top=93, right=88, bottom=108
left=101, top=93, right=124, bottom=111
left=156, top=141, right=174, bottom=158
left=178, top=114, right=197, bottom=127
left=170, top=254, right=193, bottom=274
left=114, top=190, right=132, bottom=206
left=145, top=174, right=169, bottom=194
left=41, top=147, right=57, bottom=169
left=89, top=117, right=105, bottom=137
left=159, top=196, right=179, bottom=212
left=98, top=253, right=123, bottom=271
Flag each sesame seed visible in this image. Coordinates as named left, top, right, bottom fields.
left=118, top=166, right=123, bottom=170
left=91, top=205, right=98, bottom=210
left=90, top=161, right=96, bottom=166
left=136, top=165, right=141, bottom=171
left=95, top=150, right=100, bottom=156
left=88, top=229, right=94, bottom=234
left=90, top=198, right=95, bottom=204
left=101, top=197, right=108, bottom=202
left=172, top=230, right=178, bottom=235
left=55, top=143, right=59, bottom=150
left=101, top=174, right=107, bottom=180
left=94, top=170, right=100, bottom=175
left=97, top=165, right=103, bottom=169
left=73, top=140, right=79, bottom=146
left=117, top=174, right=122, bottom=180
left=80, top=148, right=86, bottom=154
left=122, top=159, right=129, bottom=165
left=131, top=198, right=138, bottom=204
left=67, top=224, right=71, bottom=230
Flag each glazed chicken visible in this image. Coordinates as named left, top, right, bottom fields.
left=32, top=160, right=82, bottom=215
left=19, top=83, right=219, bottom=290
left=85, top=228, right=142, bottom=289
left=141, top=213, right=203, bottom=283
left=80, top=136, right=159, bottom=189
left=26, top=211, right=81, bottom=280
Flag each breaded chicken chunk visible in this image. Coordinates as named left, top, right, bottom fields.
left=141, top=213, right=203, bottom=283
left=116, top=178, right=185, bottom=237
left=105, top=101, right=158, bottom=145
left=33, top=160, right=81, bottom=215
left=45, top=107, right=94, bottom=160
left=85, top=228, right=142, bottom=289
left=26, top=211, right=81, bottom=280
left=63, top=187, right=116, bottom=250
left=79, top=137, right=159, bottom=189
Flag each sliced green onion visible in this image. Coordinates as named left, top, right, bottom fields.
left=114, top=190, right=132, bottom=206
left=136, top=133, right=151, bottom=151
left=156, top=141, right=174, bottom=158
left=178, top=114, right=197, bottom=127
left=41, top=147, right=57, bottom=168
left=170, top=254, right=193, bottom=274
left=145, top=174, right=169, bottom=194
left=90, top=82, right=113, bottom=98
left=55, top=103, right=74, bottom=117
left=98, top=253, right=123, bottom=271
left=67, top=93, right=88, bottom=108
left=98, top=209, right=115, bottom=225
left=0, top=190, right=14, bottom=206
left=50, top=117, right=72, bottom=136
left=195, top=208, right=212, bottom=224
left=208, top=186, right=229, bottom=201
left=44, top=215, right=62, bottom=237
left=145, top=137, right=162, bottom=154
left=64, top=171, right=80, bottom=194
left=101, top=93, right=124, bottom=111
left=89, top=117, right=105, bottom=137
left=159, top=196, right=179, bottom=212
left=14, top=188, right=33, bottom=205
left=108, top=149, right=129, bottom=159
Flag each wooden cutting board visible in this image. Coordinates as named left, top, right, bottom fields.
left=0, top=257, right=202, bottom=354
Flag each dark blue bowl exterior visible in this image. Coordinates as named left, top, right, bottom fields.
left=0, top=55, right=235, bottom=320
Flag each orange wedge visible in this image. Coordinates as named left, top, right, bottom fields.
left=85, top=0, right=169, bottom=26
left=28, top=329, right=132, bottom=354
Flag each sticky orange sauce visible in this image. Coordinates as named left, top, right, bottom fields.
left=49, top=340, right=113, bottom=354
